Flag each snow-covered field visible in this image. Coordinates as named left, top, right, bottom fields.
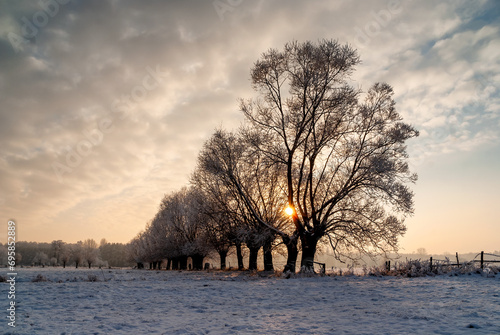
left=2, top=267, right=499, bottom=334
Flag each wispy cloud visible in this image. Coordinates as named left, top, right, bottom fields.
left=0, top=0, right=498, bottom=243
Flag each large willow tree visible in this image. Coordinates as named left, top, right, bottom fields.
left=240, top=40, right=418, bottom=271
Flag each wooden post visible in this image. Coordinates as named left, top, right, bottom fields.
left=481, top=251, right=484, bottom=269
left=456, top=252, right=460, bottom=267
left=430, top=257, right=433, bottom=270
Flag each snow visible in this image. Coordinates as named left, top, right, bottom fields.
left=3, top=267, right=500, bottom=334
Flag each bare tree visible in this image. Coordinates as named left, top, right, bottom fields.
left=82, top=239, right=99, bottom=269
left=127, top=233, right=147, bottom=269
left=141, top=220, right=165, bottom=269
left=136, top=187, right=211, bottom=271
left=15, top=252, right=22, bottom=265
left=51, top=240, right=64, bottom=265
left=72, top=241, right=84, bottom=268
left=241, top=40, right=418, bottom=271
left=142, top=197, right=183, bottom=270
left=33, top=251, right=49, bottom=267
left=192, top=155, right=248, bottom=270
left=59, top=244, right=71, bottom=268
left=196, top=197, right=233, bottom=270
left=159, top=187, right=211, bottom=270
left=416, top=248, right=427, bottom=256
left=195, top=129, right=291, bottom=271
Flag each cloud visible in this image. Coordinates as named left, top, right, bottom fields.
left=364, top=1, right=500, bottom=166
left=0, top=0, right=498, bottom=243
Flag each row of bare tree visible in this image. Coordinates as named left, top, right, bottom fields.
left=130, top=40, right=418, bottom=273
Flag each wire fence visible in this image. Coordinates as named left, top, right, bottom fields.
left=427, top=251, right=500, bottom=270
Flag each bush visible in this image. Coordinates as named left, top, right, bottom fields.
left=87, top=274, right=99, bottom=282
left=32, top=274, right=49, bottom=282
left=365, top=259, right=498, bottom=278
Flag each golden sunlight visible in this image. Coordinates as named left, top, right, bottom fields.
left=285, top=205, right=294, bottom=216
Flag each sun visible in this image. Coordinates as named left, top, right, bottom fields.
left=284, top=205, right=294, bottom=216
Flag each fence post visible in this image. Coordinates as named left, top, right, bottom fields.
left=481, top=251, right=484, bottom=269
left=456, top=252, right=460, bottom=267
left=430, top=257, right=433, bottom=270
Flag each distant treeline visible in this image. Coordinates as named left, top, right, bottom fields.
left=0, top=239, right=133, bottom=268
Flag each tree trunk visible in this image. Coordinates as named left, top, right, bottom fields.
left=63, top=261, right=66, bottom=268
left=263, top=240, right=274, bottom=271
left=283, top=234, right=298, bottom=273
left=248, top=246, right=259, bottom=271
left=219, top=250, right=228, bottom=270
left=236, top=243, right=244, bottom=270
left=166, top=259, right=171, bottom=270
left=179, top=256, right=188, bottom=270
left=191, top=254, right=204, bottom=270
left=171, top=258, right=179, bottom=270
left=300, top=232, right=318, bottom=272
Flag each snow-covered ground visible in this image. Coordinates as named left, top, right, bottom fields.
left=2, top=267, right=499, bottom=334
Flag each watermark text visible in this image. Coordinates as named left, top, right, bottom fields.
left=6, top=220, right=17, bottom=328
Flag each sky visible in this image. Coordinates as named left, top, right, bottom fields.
left=0, top=0, right=499, bottom=254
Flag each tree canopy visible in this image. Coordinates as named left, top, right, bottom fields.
left=133, top=39, right=418, bottom=273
